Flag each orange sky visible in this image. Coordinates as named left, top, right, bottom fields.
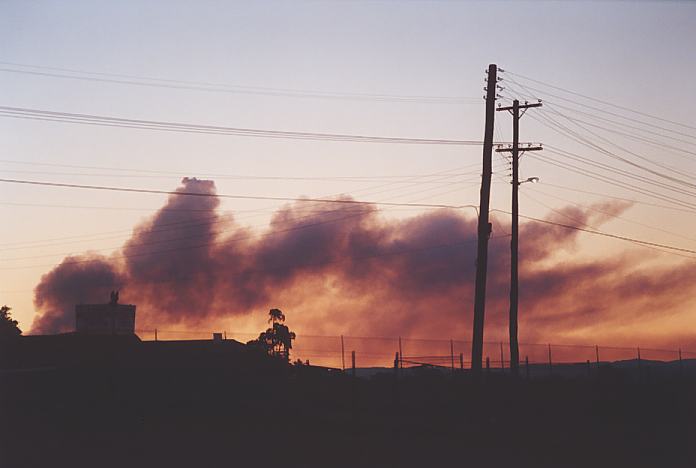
left=2, top=2, right=695, bottom=367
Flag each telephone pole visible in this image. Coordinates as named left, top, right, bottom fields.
left=496, top=99, right=542, bottom=375
left=471, top=64, right=499, bottom=374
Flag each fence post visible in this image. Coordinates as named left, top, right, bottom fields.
left=450, top=340, right=455, bottom=372
left=393, top=352, right=400, bottom=407
left=500, top=342, right=505, bottom=371
left=341, top=335, right=346, bottom=371
left=679, top=348, right=683, bottom=377
left=586, top=359, right=591, bottom=377
left=459, top=353, right=464, bottom=371
left=398, top=336, right=403, bottom=369
left=525, top=356, right=529, bottom=380
left=155, top=328, right=158, bottom=341
left=637, top=347, right=641, bottom=380
left=595, top=345, right=600, bottom=366
left=224, top=330, right=227, bottom=341
left=351, top=350, right=356, bottom=378
left=547, top=344, right=553, bottom=376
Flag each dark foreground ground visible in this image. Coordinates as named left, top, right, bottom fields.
left=2, top=360, right=695, bottom=468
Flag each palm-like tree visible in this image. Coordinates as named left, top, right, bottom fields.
left=249, top=308, right=296, bottom=360
left=268, top=308, right=285, bottom=324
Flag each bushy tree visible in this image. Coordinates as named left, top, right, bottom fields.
left=0, top=305, right=21, bottom=339
left=248, top=308, right=296, bottom=361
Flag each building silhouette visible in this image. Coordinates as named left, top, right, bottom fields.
left=75, top=291, right=136, bottom=335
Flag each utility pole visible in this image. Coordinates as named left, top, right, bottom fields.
left=471, top=64, right=499, bottom=374
left=496, top=99, right=542, bottom=375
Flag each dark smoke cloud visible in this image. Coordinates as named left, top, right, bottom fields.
left=32, top=255, right=124, bottom=333
left=31, top=178, right=696, bottom=349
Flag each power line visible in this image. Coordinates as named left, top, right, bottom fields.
left=0, top=105, right=488, bottom=145
left=491, top=209, right=696, bottom=256
left=0, top=167, right=490, bottom=185
left=537, top=101, right=696, bottom=147
left=519, top=189, right=696, bottom=259
left=0, top=157, right=500, bottom=181
left=0, top=61, right=479, bottom=104
left=542, top=145, right=696, bottom=201
left=2, top=178, right=487, bottom=258
left=503, top=70, right=696, bottom=131
left=0, top=227, right=510, bottom=273
left=502, top=97, right=696, bottom=202
left=0, top=177, right=476, bottom=209
left=525, top=184, right=696, bottom=245
left=3, top=207, right=377, bottom=263
left=0, top=166, right=476, bottom=250
left=500, top=78, right=696, bottom=152
left=537, top=107, right=696, bottom=186
left=0, top=170, right=472, bottom=250
left=501, top=83, right=696, bottom=187
left=527, top=151, right=696, bottom=211
left=522, top=181, right=696, bottom=215
left=0, top=171, right=483, bottom=257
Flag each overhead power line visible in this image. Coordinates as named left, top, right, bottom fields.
left=0, top=157, right=497, bottom=181
left=503, top=70, right=696, bottom=131
left=0, top=61, right=479, bottom=104
left=501, top=78, right=696, bottom=146
left=492, top=209, right=696, bottom=256
left=0, top=177, right=475, bottom=210
left=0, top=105, right=488, bottom=145
left=501, top=83, right=696, bottom=184
left=500, top=87, right=696, bottom=204
left=531, top=182, right=696, bottom=215
left=525, top=184, right=696, bottom=245
left=527, top=151, right=696, bottom=212
left=0, top=166, right=479, bottom=250
left=0, top=234, right=512, bottom=278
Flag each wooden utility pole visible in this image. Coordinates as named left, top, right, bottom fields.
left=471, top=64, right=498, bottom=374
left=496, top=99, right=542, bottom=375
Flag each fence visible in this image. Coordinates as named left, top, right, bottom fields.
left=135, top=329, right=696, bottom=372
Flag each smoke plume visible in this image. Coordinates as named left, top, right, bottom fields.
left=31, top=178, right=696, bottom=350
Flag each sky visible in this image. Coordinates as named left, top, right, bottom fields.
left=1, top=1, right=696, bottom=362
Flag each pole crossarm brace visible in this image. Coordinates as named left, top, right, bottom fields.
left=495, top=145, right=543, bottom=153
left=496, top=101, right=542, bottom=112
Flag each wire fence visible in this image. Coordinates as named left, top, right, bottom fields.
left=134, top=329, right=696, bottom=371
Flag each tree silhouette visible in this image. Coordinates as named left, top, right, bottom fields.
left=248, top=308, right=296, bottom=361
left=0, top=305, right=21, bottom=340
